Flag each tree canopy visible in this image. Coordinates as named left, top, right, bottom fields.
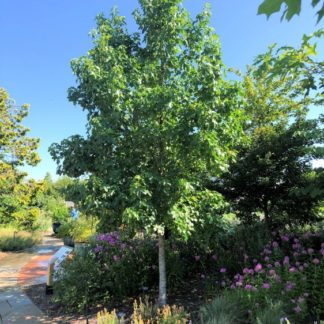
left=50, top=0, right=245, bottom=305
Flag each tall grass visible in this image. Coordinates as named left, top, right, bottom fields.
left=0, top=227, right=41, bottom=251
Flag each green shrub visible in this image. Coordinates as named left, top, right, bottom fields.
left=0, top=227, right=41, bottom=251
left=57, top=221, right=74, bottom=238
left=53, top=233, right=158, bottom=312
left=53, top=247, right=105, bottom=312
left=12, top=207, right=42, bottom=230
left=254, top=301, right=285, bottom=324
left=57, top=216, right=97, bottom=243
left=199, top=290, right=247, bottom=324
left=42, top=196, right=70, bottom=223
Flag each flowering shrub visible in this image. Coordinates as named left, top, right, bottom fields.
left=53, top=232, right=158, bottom=312
left=92, top=232, right=158, bottom=298
left=224, top=230, right=324, bottom=322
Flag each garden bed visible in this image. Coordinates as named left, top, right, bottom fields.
left=24, top=278, right=208, bottom=323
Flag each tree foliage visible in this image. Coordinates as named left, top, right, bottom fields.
left=258, top=0, right=324, bottom=23
left=215, top=117, right=324, bottom=228
left=0, top=88, right=42, bottom=228
left=214, top=33, right=324, bottom=228
left=49, top=0, right=245, bottom=304
left=0, top=88, right=40, bottom=168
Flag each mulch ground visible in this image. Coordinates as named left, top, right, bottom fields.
left=24, top=278, right=210, bottom=323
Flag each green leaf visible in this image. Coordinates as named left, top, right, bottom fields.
left=285, top=0, right=302, bottom=20
left=257, top=0, right=285, bottom=18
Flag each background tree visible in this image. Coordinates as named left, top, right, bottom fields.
left=213, top=33, right=324, bottom=228
left=0, top=88, right=40, bottom=168
left=0, top=88, right=41, bottom=228
left=215, top=117, right=324, bottom=228
left=50, top=0, right=244, bottom=305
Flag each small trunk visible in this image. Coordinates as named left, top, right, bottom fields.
left=158, top=234, right=167, bottom=307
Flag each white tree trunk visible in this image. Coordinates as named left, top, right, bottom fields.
left=158, top=234, right=167, bottom=307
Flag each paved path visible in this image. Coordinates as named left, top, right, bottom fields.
left=0, top=235, right=62, bottom=323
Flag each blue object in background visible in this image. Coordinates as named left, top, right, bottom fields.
left=70, top=208, right=79, bottom=220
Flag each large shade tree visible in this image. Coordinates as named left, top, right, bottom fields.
left=49, top=0, right=244, bottom=305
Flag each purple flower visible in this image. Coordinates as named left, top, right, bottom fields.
left=293, top=238, right=299, bottom=243
left=281, top=235, right=289, bottom=242
left=312, top=258, right=320, bottom=265
left=264, top=256, right=270, bottom=262
left=253, top=259, right=258, bottom=264
left=245, top=284, right=253, bottom=290
left=94, top=245, right=103, bottom=253
left=289, top=267, right=297, bottom=273
left=285, top=282, right=295, bottom=291
left=243, top=268, right=249, bottom=274
left=275, top=261, right=281, bottom=267
left=269, top=269, right=276, bottom=276
left=303, top=232, right=311, bottom=239
left=254, top=263, right=262, bottom=272
left=271, top=231, right=277, bottom=236
left=293, top=305, right=301, bottom=313
left=112, top=255, right=120, bottom=262
left=220, top=267, right=227, bottom=273
left=262, top=283, right=270, bottom=289
left=272, top=241, right=279, bottom=248
left=211, top=254, right=217, bottom=261
left=194, top=255, right=200, bottom=261
left=283, top=256, right=290, bottom=265
left=235, top=281, right=243, bottom=287
left=303, top=262, right=309, bottom=268
left=249, top=269, right=254, bottom=275
left=307, top=248, right=314, bottom=255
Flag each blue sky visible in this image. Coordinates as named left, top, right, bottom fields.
left=0, top=0, right=323, bottom=180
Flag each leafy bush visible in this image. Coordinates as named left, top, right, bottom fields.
left=12, top=207, right=42, bottom=230
left=57, top=221, right=74, bottom=238
left=53, top=232, right=158, bottom=312
left=57, top=216, right=97, bottom=243
left=42, top=196, right=70, bottom=222
left=0, top=227, right=41, bottom=251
